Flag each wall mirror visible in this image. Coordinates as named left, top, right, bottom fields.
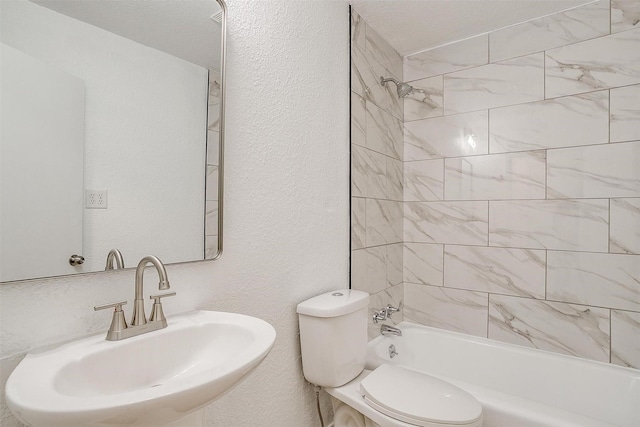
left=0, top=0, right=225, bottom=282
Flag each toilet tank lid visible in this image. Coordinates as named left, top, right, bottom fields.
left=297, top=290, right=370, bottom=317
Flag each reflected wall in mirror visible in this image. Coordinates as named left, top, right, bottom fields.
left=0, top=0, right=225, bottom=282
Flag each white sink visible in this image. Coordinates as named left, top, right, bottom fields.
left=5, top=310, right=276, bottom=427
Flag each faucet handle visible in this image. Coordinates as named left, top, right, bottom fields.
left=373, top=309, right=387, bottom=324
left=94, top=300, right=128, bottom=312
left=94, top=300, right=128, bottom=340
left=385, top=303, right=402, bottom=318
left=149, top=292, right=176, bottom=323
left=149, top=292, right=176, bottom=302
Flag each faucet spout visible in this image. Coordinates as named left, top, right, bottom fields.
left=131, top=256, right=170, bottom=326
left=380, top=324, right=402, bottom=337
left=105, top=249, right=125, bottom=270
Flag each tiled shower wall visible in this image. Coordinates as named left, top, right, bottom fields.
left=351, top=1, right=640, bottom=368
left=350, top=11, right=405, bottom=337
left=205, top=71, right=221, bottom=259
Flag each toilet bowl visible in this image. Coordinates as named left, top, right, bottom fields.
left=297, top=290, right=483, bottom=427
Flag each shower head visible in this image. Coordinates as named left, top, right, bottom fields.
left=380, top=76, right=413, bottom=98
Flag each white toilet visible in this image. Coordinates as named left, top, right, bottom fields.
left=297, top=290, right=483, bottom=427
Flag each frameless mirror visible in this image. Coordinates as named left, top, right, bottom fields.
left=0, top=0, right=225, bottom=282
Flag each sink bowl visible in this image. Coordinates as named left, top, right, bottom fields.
left=5, top=310, right=276, bottom=427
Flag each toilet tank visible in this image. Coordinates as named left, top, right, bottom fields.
left=297, top=290, right=370, bottom=387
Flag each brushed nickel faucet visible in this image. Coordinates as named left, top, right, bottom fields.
left=105, top=249, right=125, bottom=270
left=94, top=255, right=175, bottom=341
left=131, top=255, right=170, bottom=326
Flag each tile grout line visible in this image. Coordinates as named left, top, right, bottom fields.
left=608, top=198, right=611, bottom=254
left=609, top=308, right=612, bottom=363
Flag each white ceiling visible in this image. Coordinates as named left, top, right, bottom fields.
left=352, top=0, right=595, bottom=57
left=29, top=0, right=595, bottom=68
left=29, top=0, right=222, bottom=70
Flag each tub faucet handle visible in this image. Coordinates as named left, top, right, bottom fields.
left=373, top=309, right=387, bottom=324
left=385, top=303, right=401, bottom=318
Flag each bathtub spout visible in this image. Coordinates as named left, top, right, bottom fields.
left=380, top=324, right=402, bottom=337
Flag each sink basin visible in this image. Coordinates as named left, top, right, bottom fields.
left=5, top=310, right=276, bottom=427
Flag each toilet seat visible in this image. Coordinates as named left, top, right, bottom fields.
left=359, top=364, right=482, bottom=426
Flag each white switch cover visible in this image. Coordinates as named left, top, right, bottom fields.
left=85, top=190, right=107, bottom=209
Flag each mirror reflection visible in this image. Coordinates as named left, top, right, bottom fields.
left=0, top=0, right=224, bottom=282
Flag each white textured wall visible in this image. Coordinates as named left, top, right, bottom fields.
left=0, top=0, right=350, bottom=425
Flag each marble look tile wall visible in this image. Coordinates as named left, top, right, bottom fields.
left=489, top=0, right=610, bottom=63
left=545, top=28, right=640, bottom=98
left=396, top=2, right=640, bottom=368
left=205, top=71, right=221, bottom=259
left=351, top=10, right=404, bottom=336
left=611, top=0, right=640, bottom=33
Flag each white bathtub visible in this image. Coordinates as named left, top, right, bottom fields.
left=355, top=321, right=640, bottom=427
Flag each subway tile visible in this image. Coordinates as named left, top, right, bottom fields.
left=351, top=197, right=366, bottom=250
left=351, top=249, right=367, bottom=290
left=386, top=157, right=403, bottom=201
left=351, top=145, right=367, bottom=197
left=365, top=246, right=388, bottom=294
left=365, top=149, right=387, bottom=199
left=405, top=283, right=489, bottom=337
left=403, top=243, right=444, bottom=286
left=386, top=243, right=403, bottom=287
left=350, top=248, right=389, bottom=296
left=351, top=145, right=385, bottom=198
left=352, top=43, right=403, bottom=120
left=351, top=92, right=366, bottom=147
left=404, top=111, right=489, bottom=161
left=545, top=28, right=640, bottom=98
left=547, top=141, right=640, bottom=199
left=366, top=199, right=402, bottom=246
left=404, top=159, right=444, bottom=202
left=610, top=84, right=640, bottom=143
left=444, top=246, right=545, bottom=298
left=351, top=11, right=365, bottom=49
left=547, top=251, right=640, bottom=312
left=444, top=151, right=546, bottom=200
left=368, top=284, right=404, bottom=339
left=404, top=35, right=488, bottom=82
left=366, top=101, right=403, bottom=160
left=404, top=75, right=443, bottom=122
left=611, top=0, right=640, bottom=34
left=611, top=310, right=640, bottom=369
left=351, top=41, right=373, bottom=99
left=611, top=198, right=640, bottom=254
left=489, top=295, right=610, bottom=362
left=444, top=53, right=544, bottom=115
left=489, top=91, right=609, bottom=153
left=405, top=201, right=488, bottom=245
left=365, top=24, right=403, bottom=80
left=489, top=199, right=609, bottom=252
left=489, top=0, right=610, bottom=63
